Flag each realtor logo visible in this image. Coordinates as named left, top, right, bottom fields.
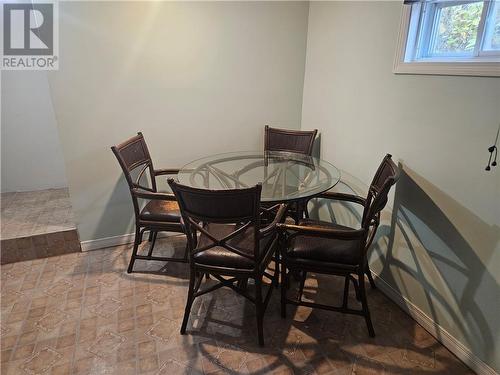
left=1, top=1, right=58, bottom=70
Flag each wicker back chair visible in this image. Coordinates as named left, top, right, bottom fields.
left=169, top=179, right=287, bottom=346
left=111, top=132, right=187, bottom=273
left=264, top=125, right=318, bottom=155
left=263, top=125, right=318, bottom=223
left=278, top=154, right=399, bottom=337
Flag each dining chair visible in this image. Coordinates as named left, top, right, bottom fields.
left=277, top=154, right=399, bottom=337
left=264, top=125, right=318, bottom=155
left=263, top=125, right=318, bottom=223
left=111, top=132, right=187, bottom=273
left=168, top=179, right=287, bottom=346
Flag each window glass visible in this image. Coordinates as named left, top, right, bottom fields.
left=429, top=2, right=484, bottom=56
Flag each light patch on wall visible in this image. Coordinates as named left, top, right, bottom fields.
left=114, top=2, right=221, bottom=89
left=116, top=1, right=163, bottom=82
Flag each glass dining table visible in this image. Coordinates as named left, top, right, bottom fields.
left=177, top=151, right=341, bottom=203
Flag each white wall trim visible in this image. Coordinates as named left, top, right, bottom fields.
left=80, top=233, right=136, bottom=252
left=372, top=272, right=498, bottom=375
left=80, top=231, right=171, bottom=252
left=393, top=61, right=500, bottom=77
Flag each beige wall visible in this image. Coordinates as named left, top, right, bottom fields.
left=1, top=72, right=68, bottom=192
left=47, top=1, right=309, bottom=241
left=301, top=1, right=500, bottom=371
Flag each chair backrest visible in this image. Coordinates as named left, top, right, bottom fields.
left=264, top=125, right=318, bottom=156
left=111, top=132, right=156, bottom=217
left=168, top=179, right=263, bottom=264
left=361, top=154, right=399, bottom=229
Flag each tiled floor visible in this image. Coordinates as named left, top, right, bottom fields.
left=1, top=189, right=75, bottom=240
left=0, top=236, right=473, bottom=375
left=1, top=189, right=80, bottom=264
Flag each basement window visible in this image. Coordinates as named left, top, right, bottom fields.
left=394, top=0, right=500, bottom=77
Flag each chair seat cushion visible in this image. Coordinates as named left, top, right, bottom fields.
left=286, top=219, right=362, bottom=266
left=140, top=200, right=181, bottom=222
left=194, top=223, right=273, bottom=269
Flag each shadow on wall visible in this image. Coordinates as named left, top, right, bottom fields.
left=88, top=158, right=173, bottom=243
left=308, top=163, right=499, bottom=370
left=86, top=173, right=135, bottom=242
left=372, top=164, right=499, bottom=368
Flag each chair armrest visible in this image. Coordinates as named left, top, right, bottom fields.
left=300, top=192, right=366, bottom=219
left=318, top=191, right=366, bottom=206
left=153, top=168, right=180, bottom=176
left=276, top=222, right=365, bottom=240
left=132, top=188, right=177, bottom=201
left=260, top=204, right=288, bottom=237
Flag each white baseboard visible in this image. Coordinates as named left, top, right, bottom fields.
left=372, top=273, right=498, bottom=375
left=80, top=231, right=172, bottom=252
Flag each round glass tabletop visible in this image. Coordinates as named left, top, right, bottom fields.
left=177, top=151, right=341, bottom=203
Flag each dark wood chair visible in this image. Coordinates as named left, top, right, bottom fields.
left=264, top=125, right=318, bottom=155
left=111, top=132, right=187, bottom=273
left=168, top=179, right=287, bottom=346
left=277, top=154, right=399, bottom=337
left=263, top=125, right=318, bottom=223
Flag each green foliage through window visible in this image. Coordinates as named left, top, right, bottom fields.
left=432, top=2, right=483, bottom=55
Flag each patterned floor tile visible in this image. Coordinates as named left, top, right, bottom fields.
left=144, top=317, right=177, bottom=344
left=87, top=331, right=125, bottom=358
left=34, top=309, right=71, bottom=333
left=158, top=358, right=203, bottom=375
left=44, top=280, right=74, bottom=298
left=146, top=287, right=172, bottom=306
left=0, top=237, right=474, bottom=374
left=20, top=347, right=62, bottom=375
left=1, top=189, right=75, bottom=240
left=88, top=298, right=123, bottom=319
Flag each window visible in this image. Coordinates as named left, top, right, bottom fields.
left=394, top=0, right=500, bottom=76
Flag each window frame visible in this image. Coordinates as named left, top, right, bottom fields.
left=394, top=0, right=500, bottom=77
left=480, top=0, right=500, bottom=54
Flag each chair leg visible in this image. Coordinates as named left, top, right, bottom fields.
left=294, top=208, right=300, bottom=225
left=237, top=278, right=248, bottom=290
left=293, top=201, right=304, bottom=224
left=281, top=265, right=288, bottom=319
left=342, top=276, right=350, bottom=309
left=303, top=200, right=310, bottom=219
left=274, top=252, right=280, bottom=289
left=358, top=272, right=375, bottom=337
left=147, top=231, right=158, bottom=257
left=255, top=276, right=265, bottom=346
left=183, top=241, right=189, bottom=261
left=180, top=269, right=196, bottom=335
left=350, top=275, right=361, bottom=301
left=365, top=261, right=376, bottom=289
left=127, top=227, right=142, bottom=274
left=297, top=200, right=309, bottom=223
left=298, top=271, right=307, bottom=302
